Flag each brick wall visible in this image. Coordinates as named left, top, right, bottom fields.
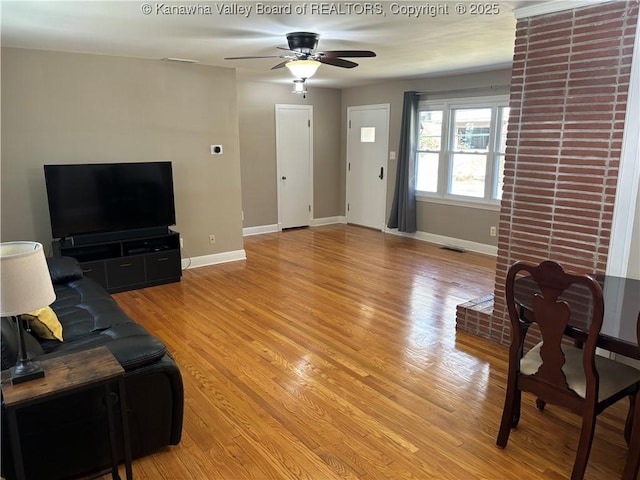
left=485, top=1, right=639, bottom=346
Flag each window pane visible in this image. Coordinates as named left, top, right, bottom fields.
left=418, top=110, right=443, bottom=151
left=450, top=153, right=486, bottom=197
left=499, top=107, right=509, bottom=153
left=361, top=127, right=375, bottom=143
left=452, top=108, right=492, bottom=152
left=416, top=152, right=439, bottom=192
left=494, top=154, right=505, bottom=200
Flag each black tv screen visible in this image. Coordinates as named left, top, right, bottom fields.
left=44, top=162, right=176, bottom=239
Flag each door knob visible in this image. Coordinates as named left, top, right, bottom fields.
left=282, top=176, right=287, bottom=180
left=379, top=167, right=384, bottom=180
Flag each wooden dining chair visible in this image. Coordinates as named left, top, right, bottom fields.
left=496, top=260, right=640, bottom=480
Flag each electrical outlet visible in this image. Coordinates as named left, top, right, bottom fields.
left=209, top=234, right=216, bottom=245
left=490, top=226, right=497, bottom=237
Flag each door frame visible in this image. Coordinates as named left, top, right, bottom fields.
left=345, top=103, right=390, bottom=231
left=275, top=104, right=314, bottom=230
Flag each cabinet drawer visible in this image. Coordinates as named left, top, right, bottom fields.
left=145, top=251, right=181, bottom=281
left=79, top=260, right=107, bottom=289
left=106, top=256, right=145, bottom=289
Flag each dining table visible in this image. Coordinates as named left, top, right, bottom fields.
left=514, top=273, right=640, bottom=479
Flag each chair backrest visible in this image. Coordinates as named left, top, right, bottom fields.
left=505, top=260, right=605, bottom=403
left=637, top=310, right=640, bottom=347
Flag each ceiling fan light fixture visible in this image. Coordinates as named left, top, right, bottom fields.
left=292, top=79, right=307, bottom=95
left=292, top=79, right=308, bottom=99
left=286, top=60, right=321, bottom=79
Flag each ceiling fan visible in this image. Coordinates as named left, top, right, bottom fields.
left=224, top=32, right=376, bottom=79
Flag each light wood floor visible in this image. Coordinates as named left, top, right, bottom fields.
left=108, top=225, right=632, bottom=479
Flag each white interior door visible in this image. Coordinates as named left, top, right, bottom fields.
left=346, top=104, right=390, bottom=230
left=276, top=105, right=313, bottom=229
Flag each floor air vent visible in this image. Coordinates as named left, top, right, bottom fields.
left=440, top=245, right=466, bottom=253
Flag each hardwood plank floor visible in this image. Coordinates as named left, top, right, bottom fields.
left=108, top=225, right=632, bottom=479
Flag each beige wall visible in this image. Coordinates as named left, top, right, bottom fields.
left=237, top=81, right=342, bottom=228
left=3, top=46, right=633, bottom=260
left=341, top=68, right=513, bottom=247
left=1, top=47, right=244, bottom=257
left=416, top=202, right=500, bottom=244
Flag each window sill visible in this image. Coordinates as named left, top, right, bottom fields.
left=416, top=194, right=501, bottom=212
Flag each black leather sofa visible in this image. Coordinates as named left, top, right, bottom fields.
left=1, top=256, right=183, bottom=480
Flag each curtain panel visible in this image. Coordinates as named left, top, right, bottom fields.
left=387, top=91, right=419, bottom=233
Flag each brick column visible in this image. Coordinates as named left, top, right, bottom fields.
left=489, top=1, right=639, bottom=346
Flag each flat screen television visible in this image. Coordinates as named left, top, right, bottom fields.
left=44, top=162, right=176, bottom=239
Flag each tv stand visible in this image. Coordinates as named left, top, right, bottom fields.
left=53, top=230, right=181, bottom=293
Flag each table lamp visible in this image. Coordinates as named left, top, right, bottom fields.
left=0, top=242, right=56, bottom=384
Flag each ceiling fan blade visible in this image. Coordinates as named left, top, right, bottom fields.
left=320, top=50, right=377, bottom=58
left=225, top=33, right=373, bottom=72
left=224, top=55, right=284, bottom=60
left=318, top=57, right=359, bottom=69
left=271, top=61, right=289, bottom=70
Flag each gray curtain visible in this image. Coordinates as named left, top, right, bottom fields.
left=387, top=91, right=419, bottom=233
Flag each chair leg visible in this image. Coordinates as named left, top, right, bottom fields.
left=497, top=377, right=520, bottom=448
left=536, top=398, right=546, bottom=411
left=512, top=389, right=521, bottom=428
left=625, top=393, right=636, bottom=445
left=571, top=412, right=597, bottom=480
left=623, top=392, right=640, bottom=480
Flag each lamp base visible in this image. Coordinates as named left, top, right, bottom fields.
left=9, top=360, right=45, bottom=385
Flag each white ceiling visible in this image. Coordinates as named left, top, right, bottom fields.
left=0, top=1, right=547, bottom=88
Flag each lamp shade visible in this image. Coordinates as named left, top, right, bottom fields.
left=286, top=60, right=321, bottom=79
left=0, top=242, right=55, bottom=316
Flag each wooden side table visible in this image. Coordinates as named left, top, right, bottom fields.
left=1, top=346, right=133, bottom=480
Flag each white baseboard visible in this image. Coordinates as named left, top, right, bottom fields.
left=243, top=217, right=347, bottom=237
left=311, top=216, right=347, bottom=226
left=241, top=221, right=495, bottom=255
left=243, top=224, right=279, bottom=236
left=182, top=249, right=247, bottom=270
left=384, top=228, right=498, bottom=256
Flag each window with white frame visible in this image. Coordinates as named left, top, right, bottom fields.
left=415, top=96, right=509, bottom=204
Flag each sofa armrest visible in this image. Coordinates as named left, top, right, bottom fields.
left=47, top=256, right=84, bottom=284
left=125, top=353, right=184, bottom=446
left=38, top=323, right=168, bottom=371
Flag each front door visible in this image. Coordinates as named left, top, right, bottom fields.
left=346, top=104, right=390, bottom=230
left=275, top=104, right=313, bottom=229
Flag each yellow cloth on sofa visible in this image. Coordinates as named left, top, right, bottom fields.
left=23, top=306, right=63, bottom=342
